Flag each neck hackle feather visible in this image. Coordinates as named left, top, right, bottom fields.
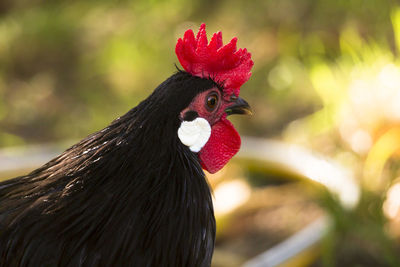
left=0, top=72, right=216, bottom=266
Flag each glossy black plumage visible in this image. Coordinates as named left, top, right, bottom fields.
left=0, top=71, right=216, bottom=266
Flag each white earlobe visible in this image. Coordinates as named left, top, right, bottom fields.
left=178, top=117, right=211, bottom=152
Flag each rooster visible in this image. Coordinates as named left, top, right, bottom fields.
left=0, top=24, right=253, bottom=266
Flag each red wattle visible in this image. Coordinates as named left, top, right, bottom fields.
left=199, top=117, right=241, bottom=174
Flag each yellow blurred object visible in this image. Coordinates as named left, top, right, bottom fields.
left=213, top=179, right=251, bottom=216
left=277, top=246, right=320, bottom=267
left=244, top=216, right=330, bottom=267
left=383, top=180, right=400, bottom=219
left=364, top=127, right=400, bottom=191
left=383, top=179, right=400, bottom=238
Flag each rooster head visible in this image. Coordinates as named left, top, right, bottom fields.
left=175, top=24, right=253, bottom=173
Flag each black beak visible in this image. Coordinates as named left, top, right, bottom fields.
left=225, top=97, right=252, bottom=116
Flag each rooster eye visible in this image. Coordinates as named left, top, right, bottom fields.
left=206, top=94, right=218, bottom=111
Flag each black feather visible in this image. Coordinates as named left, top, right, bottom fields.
left=182, top=111, right=199, bottom=121
left=0, top=71, right=216, bottom=267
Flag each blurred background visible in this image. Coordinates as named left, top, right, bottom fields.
left=1, top=0, right=400, bottom=266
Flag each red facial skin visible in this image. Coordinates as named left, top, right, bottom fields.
left=180, top=88, right=241, bottom=174
left=180, top=88, right=230, bottom=125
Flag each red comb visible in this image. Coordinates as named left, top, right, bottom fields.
left=175, top=24, right=253, bottom=96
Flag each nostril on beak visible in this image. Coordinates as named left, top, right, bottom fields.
left=225, top=97, right=252, bottom=116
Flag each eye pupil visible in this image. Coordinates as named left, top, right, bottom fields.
left=206, top=94, right=218, bottom=110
